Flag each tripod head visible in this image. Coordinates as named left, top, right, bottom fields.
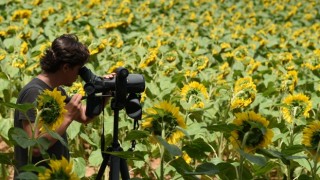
left=79, top=66, right=145, bottom=118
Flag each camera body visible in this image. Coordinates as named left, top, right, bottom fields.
left=79, top=66, right=145, bottom=118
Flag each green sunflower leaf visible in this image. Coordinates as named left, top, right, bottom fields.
left=176, top=126, right=190, bottom=139
left=238, top=149, right=267, bottom=166
left=104, top=150, right=147, bottom=161
left=182, top=138, right=212, bottom=160
left=188, top=162, right=219, bottom=175
left=285, top=155, right=307, bottom=160
left=80, top=132, right=97, bottom=147
left=206, top=123, right=239, bottom=133
left=43, top=125, right=67, bottom=147
left=0, top=153, right=13, bottom=165
left=135, top=46, right=147, bottom=59
left=89, top=149, right=103, bottom=166
left=0, top=101, right=34, bottom=113
left=246, top=121, right=267, bottom=135
left=67, top=121, right=82, bottom=140
left=170, top=157, right=197, bottom=180
left=253, top=161, right=279, bottom=176
left=156, top=136, right=182, bottom=156
left=15, top=172, right=39, bottom=180
left=256, top=149, right=282, bottom=159
left=215, top=162, right=238, bottom=180
left=0, top=117, right=13, bottom=143
left=297, top=174, right=313, bottom=180
left=72, top=157, right=86, bottom=178
left=8, top=127, right=36, bottom=148
left=36, top=137, right=51, bottom=154
left=124, top=130, right=150, bottom=141
left=281, top=144, right=305, bottom=155
left=19, top=164, right=46, bottom=174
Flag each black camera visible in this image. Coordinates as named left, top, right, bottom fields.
left=79, top=66, right=145, bottom=118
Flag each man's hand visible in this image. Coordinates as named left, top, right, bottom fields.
left=64, top=94, right=83, bottom=123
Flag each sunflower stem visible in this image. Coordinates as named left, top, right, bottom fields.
left=184, top=110, right=189, bottom=127
left=218, top=132, right=224, bottom=159
left=158, top=142, right=164, bottom=180
left=160, top=120, right=165, bottom=180
left=218, top=98, right=231, bottom=159
left=34, top=158, right=50, bottom=167
left=286, top=164, right=291, bottom=180
left=286, top=110, right=297, bottom=180
left=238, top=131, right=251, bottom=180
left=289, top=116, right=295, bottom=146
left=27, top=109, right=42, bottom=165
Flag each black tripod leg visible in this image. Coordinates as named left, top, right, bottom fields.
left=109, top=156, right=130, bottom=180
left=110, top=155, right=120, bottom=180
left=120, top=158, right=130, bottom=180
left=96, top=153, right=111, bottom=180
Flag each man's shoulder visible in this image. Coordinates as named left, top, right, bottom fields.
left=22, top=78, right=47, bottom=91
left=17, top=78, right=45, bottom=100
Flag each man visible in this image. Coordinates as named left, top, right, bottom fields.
left=13, top=34, right=114, bottom=178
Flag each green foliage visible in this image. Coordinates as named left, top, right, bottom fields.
left=1, top=0, right=320, bottom=179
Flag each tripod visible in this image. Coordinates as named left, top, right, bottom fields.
left=95, top=100, right=130, bottom=180
left=86, top=67, right=143, bottom=180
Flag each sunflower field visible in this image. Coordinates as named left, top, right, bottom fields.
left=1, top=0, right=320, bottom=179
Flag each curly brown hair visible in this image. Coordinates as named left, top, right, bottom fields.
left=40, top=34, right=90, bottom=73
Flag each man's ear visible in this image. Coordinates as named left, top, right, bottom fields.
left=62, top=63, right=70, bottom=72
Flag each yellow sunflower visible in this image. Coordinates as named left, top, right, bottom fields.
left=67, top=82, right=85, bottom=96
left=139, top=46, right=159, bottom=69
left=108, top=61, right=125, bottom=73
left=37, top=88, right=67, bottom=132
left=302, top=49, right=320, bottom=71
left=231, top=77, right=257, bottom=109
left=195, top=55, right=209, bottom=71
left=280, top=70, right=298, bottom=93
left=232, top=45, right=250, bottom=62
left=184, top=69, right=198, bottom=78
left=217, top=62, right=231, bottom=81
left=38, top=156, right=79, bottom=180
left=229, top=111, right=274, bottom=153
left=142, top=101, right=186, bottom=144
left=302, top=120, right=320, bottom=161
left=165, top=50, right=178, bottom=62
left=181, top=81, right=209, bottom=109
left=182, top=151, right=192, bottom=164
left=281, top=93, right=312, bottom=123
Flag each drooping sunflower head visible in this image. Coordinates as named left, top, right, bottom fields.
left=281, top=93, right=312, bottom=123
left=181, top=81, right=209, bottom=109
left=108, top=61, right=125, bottom=73
left=142, top=101, right=186, bottom=144
left=217, top=62, right=231, bottom=81
left=37, top=88, right=67, bottom=132
left=302, top=120, right=320, bottom=161
left=38, top=156, right=79, bottom=180
left=232, top=45, right=250, bottom=62
left=229, top=111, right=274, bottom=153
left=247, top=59, right=261, bottom=75
left=195, top=55, right=209, bottom=71
left=231, top=77, right=257, bottom=109
left=280, top=70, right=298, bottom=93
left=138, top=46, right=159, bottom=69
left=164, top=50, right=178, bottom=62
left=67, top=82, right=85, bottom=96
left=184, top=69, right=198, bottom=78
left=302, top=50, right=320, bottom=71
